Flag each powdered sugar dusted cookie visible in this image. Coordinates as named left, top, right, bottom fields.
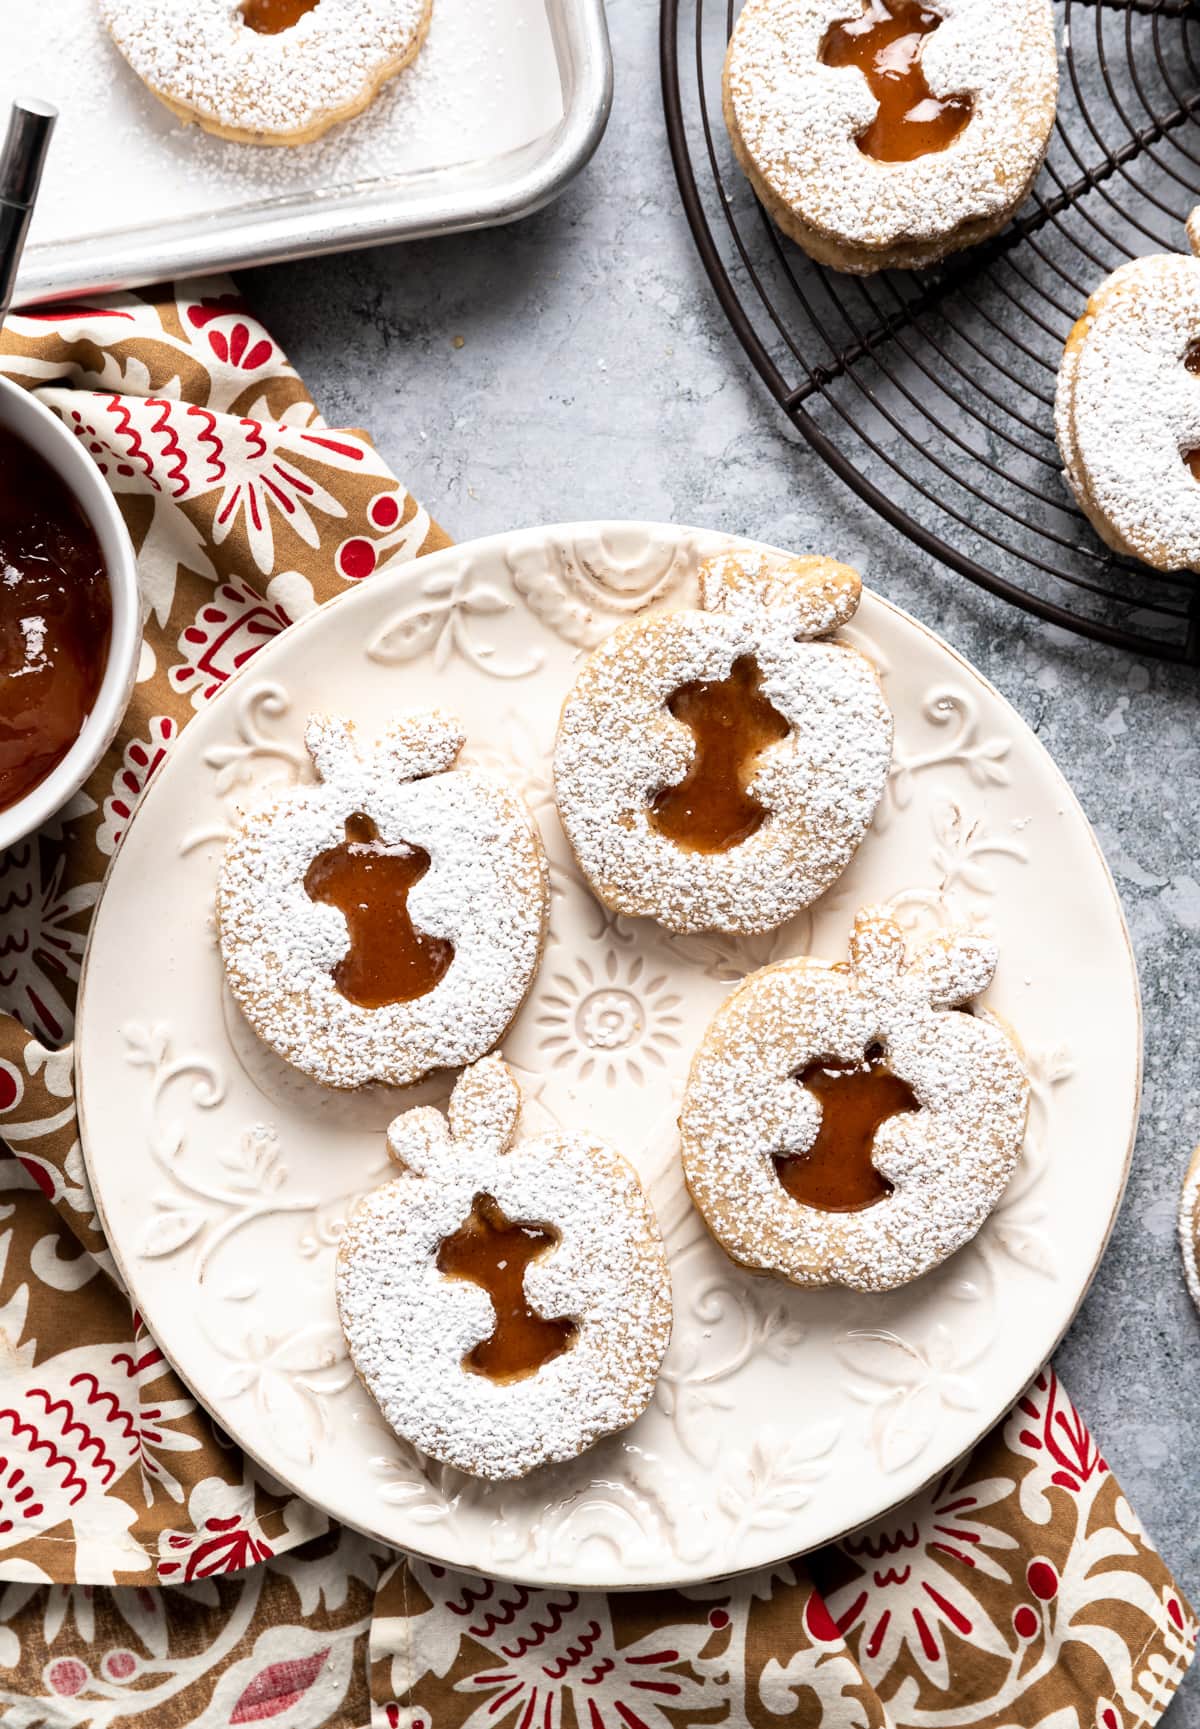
left=99, top=0, right=432, bottom=147
left=1056, top=218, right=1200, bottom=572
left=336, top=1056, right=673, bottom=1479
left=1180, top=1143, right=1200, bottom=1316
left=723, top=0, right=1057, bottom=274
left=217, top=713, right=548, bottom=1090
left=680, top=907, right=1029, bottom=1292
left=553, top=551, right=892, bottom=936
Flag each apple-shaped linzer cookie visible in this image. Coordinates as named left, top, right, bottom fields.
left=553, top=550, right=892, bottom=936
left=336, top=1056, right=673, bottom=1479
left=216, top=713, right=548, bottom=1090
left=722, top=0, right=1058, bottom=274
left=680, top=907, right=1029, bottom=1292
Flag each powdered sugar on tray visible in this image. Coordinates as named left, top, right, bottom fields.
left=336, top=1057, right=673, bottom=1480
left=680, top=908, right=1030, bottom=1293
left=216, top=712, right=549, bottom=1090
left=3, top=0, right=561, bottom=250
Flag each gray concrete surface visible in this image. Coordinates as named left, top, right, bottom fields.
left=246, top=1, right=1200, bottom=1712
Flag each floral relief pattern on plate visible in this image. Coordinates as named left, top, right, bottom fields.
left=531, top=949, right=685, bottom=1086
left=882, top=685, right=1014, bottom=826
left=505, top=529, right=704, bottom=648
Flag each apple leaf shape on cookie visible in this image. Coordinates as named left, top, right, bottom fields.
left=335, top=1056, right=674, bottom=1480
left=680, top=907, right=1030, bottom=1292
left=216, top=712, right=548, bottom=1090
left=1056, top=211, right=1200, bottom=574
left=554, top=550, right=893, bottom=936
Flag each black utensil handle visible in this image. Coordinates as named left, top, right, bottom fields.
left=0, top=99, right=57, bottom=320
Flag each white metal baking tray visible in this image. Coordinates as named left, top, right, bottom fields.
left=4, top=0, right=612, bottom=306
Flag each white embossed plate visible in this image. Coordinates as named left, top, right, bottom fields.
left=75, top=521, right=1140, bottom=1589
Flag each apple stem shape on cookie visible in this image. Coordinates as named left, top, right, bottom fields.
left=216, top=712, right=549, bottom=1091
left=335, top=1056, right=674, bottom=1480
left=553, top=550, right=893, bottom=937
left=680, top=907, right=1030, bottom=1293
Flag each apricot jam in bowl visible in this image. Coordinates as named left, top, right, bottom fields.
left=0, top=374, right=138, bottom=851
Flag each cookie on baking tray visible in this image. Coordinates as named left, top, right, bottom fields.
left=1055, top=215, right=1200, bottom=573
left=216, top=712, right=548, bottom=1090
left=553, top=550, right=892, bottom=937
left=679, top=906, right=1029, bottom=1292
left=722, top=0, right=1057, bottom=274
left=99, top=0, right=432, bottom=147
left=335, top=1055, right=673, bottom=1479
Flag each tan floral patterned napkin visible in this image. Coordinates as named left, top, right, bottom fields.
left=0, top=282, right=1192, bottom=1728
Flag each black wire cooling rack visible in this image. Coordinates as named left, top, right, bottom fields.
left=661, top=0, right=1200, bottom=661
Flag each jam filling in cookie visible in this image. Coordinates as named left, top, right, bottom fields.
left=436, top=1194, right=578, bottom=1381
left=304, top=812, right=453, bottom=1010
left=336, top=1057, right=673, bottom=1479
left=242, top=0, right=318, bottom=32
left=649, top=653, right=790, bottom=854
left=775, top=1045, right=917, bottom=1211
left=554, top=551, right=892, bottom=936
left=680, top=908, right=1029, bottom=1292
left=217, top=712, right=548, bottom=1091
left=820, top=0, right=971, bottom=163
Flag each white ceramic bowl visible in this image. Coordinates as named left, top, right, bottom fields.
left=0, top=373, right=139, bottom=852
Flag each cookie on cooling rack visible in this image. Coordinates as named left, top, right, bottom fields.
left=99, top=0, right=432, bottom=146
left=336, top=1056, right=673, bottom=1479
left=216, top=712, right=548, bottom=1090
left=679, top=906, right=1029, bottom=1292
left=722, top=0, right=1057, bottom=274
left=1180, top=1142, right=1200, bottom=1318
left=553, top=550, right=892, bottom=937
left=1055, top=214, right=1200, bottom=573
